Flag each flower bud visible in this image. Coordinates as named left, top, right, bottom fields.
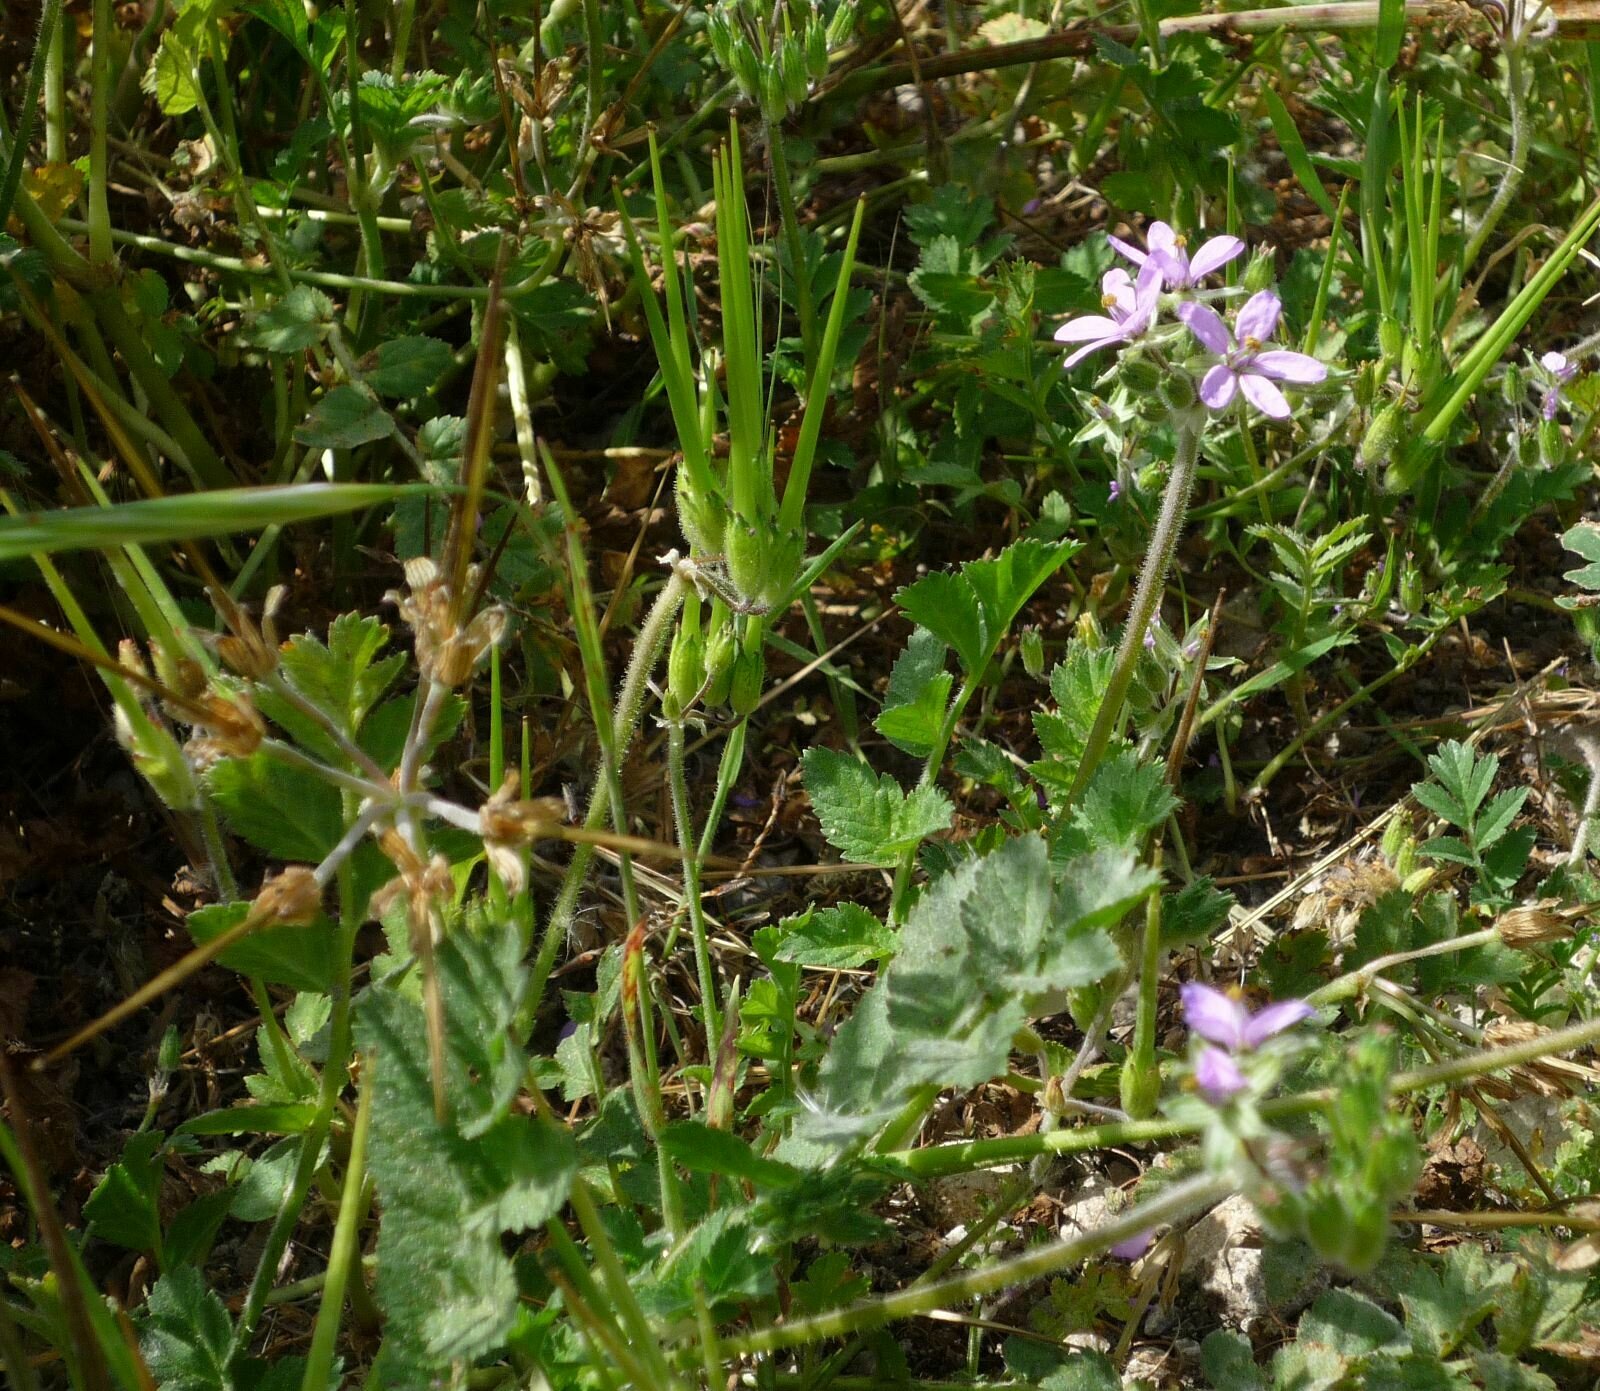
left=781, top=32, right=809, bottom=109
left=826, top=0, right=857, bottom=47
left=703, top=624, right=738, bottom=706
left=725, top=520, right=770, bottom=608
left=1353, top=361, right=1379, bottom=412
left=1378, top=315, right=1404, bottom=368
left=1118, top=352, right=1163, bottom=393
left=729, top=641, right=765, bottom=717
left=1360, top=401, right=1404, bottom=471
left=806, top=15, right=829, bottom=80
left=676, top=470, right=727, bottom=558
left=1020, top=626, right=1045, bottom=679
left=760, top=61, right=789, bottom=123
left=115, top=705, right=199, bottom=810
left=1157, top=368, right=1197, bottom=413
left=1502, top=362, right=1524, bottom=408
left=1241, top=247, right=1276, bottom=295
left=668, top=602, right=707, bottom=712
left=1539, top=418, right=1564, bottom=465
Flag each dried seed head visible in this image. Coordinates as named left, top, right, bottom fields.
left=1496, top=904, right=1573, bottom=949
left=386, top=560, right=506, bottom=687
left=255, top=866, right=322, bottom=925
left=1482, top=1018, right=1598, bottom=1098
left=185, top=691, right=265, bottom=765
left=216, top=588, right=285, bottom=681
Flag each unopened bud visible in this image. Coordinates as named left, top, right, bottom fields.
left=668, top=602, right=707, bottom=712
left=1502, top=363, right=1524, bottom=408
left=725, top=521, right=770, bottom=607
left=1496, top=905, right=1572, bottom=948
left=703, top=625, right=738, bottom=707
left=1241, top=247, right=1275, bottom=295
left=1158, top=369, right=1197, bottom=413
left=1378, top=315, right=1405, bottom=368
left=676, top=470, right=727, bottom=558
left=1020, top=626, right=1045, bottom=679
left=1353, top=361, right=1379, bottom=412
left=1360, top=402, right=1404, bottom=471
left=1119, top=1056, right=1160, bottom=1119
left=1118, top=353, right=1163, bottom=393
left=729, top=641, right=765, bottom=717
left=781, top=32, right=809, bottom=108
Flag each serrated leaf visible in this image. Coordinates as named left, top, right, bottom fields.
left=1474, top=786, right=1529, bottom=850
left=659, top=1122, right=800, bottom=1188
left=1411, top=781, right=1469, bottom=830
left=176, top=1102, right=318, bottom=1138
left=801, top=748, right=952, bottom=866
left=277, top=612, right=404, bottom=737
left=773, top=903, right=898, bottom=968
left=240, top=285, right=334, bottom=353
left=206, top=753, right=342, bottom=861
left=1560, top=522, right=1600, bottom=594
left=1162, top=878, right=1235, bottom=951
left=140, top=1267, right=234, bottom=1391
left=875, top=628, right=952, bottom=759
left=294, top=385, right=396, bottom=449
left=357, top=927, right=574, bottom=1372
left=1297, top=1288, right=1408, bottom=1358
left=366, top=335, right=454, bottom=398
left=85, top=1132, right=164, bottom=1257
left=1058, top=750, right=1180, bottom=854
left=1424, top=740, right=1497, bottom=820
left=896, top=538, right=1077, bottom=677
left=1202, top=1329, right=1267, bottom=1390
left=184, top=902, right=335, bottom=993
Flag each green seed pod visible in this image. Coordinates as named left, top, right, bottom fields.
left=706, top=6, right=736, bottom=71
left=1539, top=417, right=1564, bottom=465
left=1359, top=401, right=1404, bottom=472
left=825, top=0, right=857, bottom=48
left=114, top=705, right=199, bottom=811
left=781, top=32, right=809, bottom=108
left=1158, top=368, right=1198, bottom=413
left=760, top=59, right=789, bottom=123
left=1118, top=352, right=1163, bottom=393
left=1377, top=315, right=1404, bottom=368
left=1119, top=1056, right=1160, bottom=1120
left=729, top=36, right=762, bottom=101
left=676, top=470, right=727, bottom=558
left=1133, top=389, right=1170, bottom=423
left=668, top=602, right=707, bottom=712
left=1241, top=246, right=1276, bottom=295
left=1501, top=363, right=1524, bottom=408
left=703, top=624, right=738, bottom=707
left=157, top=1025, right=183, bottom=1074
left=725, top=520, right=770, bottom=608
left=729, top=642, right=765, bottom=717
left=1020, top=626, right=1045, bottom=679
left=806, top=13, right=829, bottom=80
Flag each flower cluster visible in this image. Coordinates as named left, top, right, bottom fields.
left=1054, top=221, right=1327, bottom=421
left=1181, top=982, right=1313, bottom=1103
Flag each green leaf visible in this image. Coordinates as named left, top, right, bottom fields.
left=176, top=1102, right=319, bottom=1138
left=801, top=747, right=953, bottom=866
left=875, top=627, right=952, bottom=759
left=637, top=1209, right=775, bottom=1320
left=773, top=903, right=898, bottom=968
left=244, top=0, right=310, bottom=52
left=659, top=1123, right=800, bottom=1188
left=1559, top=521, right=1600, bottom=596
left=1056, top=750, right=1180, bottom=855
left=294, top=386, right=396, bottom=449
left=1474, top=787, right=1529, bottom=850
left=0, top=484, right=416, bottom=561
left=1297, top=1289, right=1408, bottom=1358
left=184, top=902, right=335, bottom=993
left=1040, top=1351, right=1123, bottom=1391
left=277, top=612, right=405, bottom=736
left=206, top=753, right=342, bottom=862
left=240, top=285, right=334, bottom=353
left=1202, top=1329, right=1267, bottom=1390
left=366, top=335, right=454, bottom=398
left=896, top=538, right=1078, bottom=677
left=1411, top=781, right=1469, bottom=831
left=357, top=926, right=575, bottom=1372
left=1162, top=878, right=1235, bottom=951
left=139, top=1267, right=234, bottom=1391
left=1261, top=87, right=1338, bottom=219
left=1424, top=741, right=1497, bottom=821
left=85, top=1132, right=164, bottom=1257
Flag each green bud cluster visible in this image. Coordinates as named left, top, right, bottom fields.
left=706, top=0, right=856, bottom=121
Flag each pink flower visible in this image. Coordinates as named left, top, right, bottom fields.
left=1540, top=350, right=1577, bottom=420
left=1179, top=291, right=1326, bottom=419
left=1055, top=261, right=1163, bottom=368
left=1109, top=221, right=1245, bottom=289
left=1194, top=1046, right=1249, bottom=1102
left=1109, top=1229, right=1156, bottom=1260
left=1180, top=982, right=1314, bottom=1051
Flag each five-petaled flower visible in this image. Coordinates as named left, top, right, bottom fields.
left=1180, top=291, right=1327, bottom=420
left=1110, top=220, right=1245, bottom=290
left=1055, top=261, right=1163, bottom=367
left=1540, top=350, right=1577, bottom=420
left=1182, top=982, right=1313, bottom=1102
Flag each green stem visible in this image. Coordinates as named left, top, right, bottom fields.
left=767, top=127, right=818, bottom=378
left=533, top=571, right=686, bottom=1002
left=1121, top=854, right=1164, bottom=1119
left=299, top=1061, right=373, bottom=1391
left=668, top=719, right=722, bottom=1054
left=715, top=1174, right=1230, bottom=1358
left=1462, top=40, right=1529, bottom=273
left=88, top=0, right=112, bottom=265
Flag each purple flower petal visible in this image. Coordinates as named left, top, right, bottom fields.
left=1541, top=350, right=1573, bottom=379
left=1107, top=233, right=1148, bottom=266
left=1146, top=222, right=1179, bottom=258
left=1188, top=235, right=1246, bottom=280
left=1234, top=289, right=1282, bottom=344
left=1055, top=315, right=1126, bottom=344
left=1543, top=387, right=1562, bottom=421
left=1110, top=1229, right=1155, bottom=1260
left=1180, top=983, right=1249, bottom=1049
left=1199, top=362, right=1238, bottom=411
left=1252, top=350, right=1327, bottom=385
left=1241, top=999, right=1315, bottom=1048
left=1063, top=334, right=1123, bottom=368
left=1181, top=302, right=1232, bottom=355
left=1195, top=1046, right=1248, bottom=1102
left=1239, top=371, right=1291, bottom=419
